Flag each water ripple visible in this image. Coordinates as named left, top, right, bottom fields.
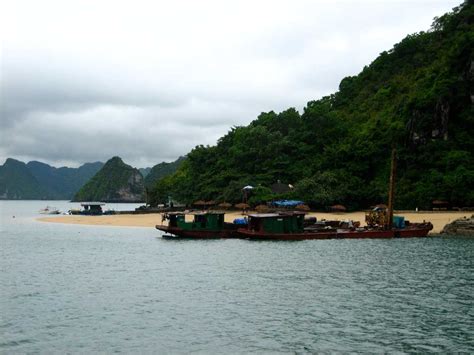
left=1, top=202, right=473, bottom=352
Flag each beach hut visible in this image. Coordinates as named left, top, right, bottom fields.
left=432, top=200, right=449, bottom=210
left=270, top=180, right=291, bottom=194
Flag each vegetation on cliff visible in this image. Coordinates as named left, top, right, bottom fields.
left=144, top=157, right=185, bottom=188
left=149, top=3, right=473, bottom=210
left=74, top=157, right=145, bottom=202
left=0, top=159, right=48, bottom=199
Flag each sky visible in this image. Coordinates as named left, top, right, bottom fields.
left=0, top=0, right=462, bottom=168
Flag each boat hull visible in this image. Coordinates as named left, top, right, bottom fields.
left=156, top=225, right=238, bottom=239
left=237, top=229, right=336, bottom=240
left=156, top=224, right=432, bottom=240
left=336, top=229, right=395, bottom=239
left=236, top=225, right=432, bottom=240
left=395, top=226, right=432, bottom=238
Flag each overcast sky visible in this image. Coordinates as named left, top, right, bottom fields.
left=0, top=0, right=461, bottom=168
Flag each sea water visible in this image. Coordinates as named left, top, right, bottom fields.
left=1, top=201, right=473, bottom=353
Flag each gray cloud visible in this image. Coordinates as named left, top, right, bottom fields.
left=0, top=0, right=460, bottom=168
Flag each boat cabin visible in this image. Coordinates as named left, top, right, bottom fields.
left=167, top=211, right=226, bottom=231
left=247, top=212, right=305, bottom=234
left=80, top=202, right=105, bottom=215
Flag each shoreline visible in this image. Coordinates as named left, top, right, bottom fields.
left=37, top=211, right=471, bottom=234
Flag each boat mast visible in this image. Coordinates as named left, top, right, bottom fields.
left=386, top=148, right=397, bottom=230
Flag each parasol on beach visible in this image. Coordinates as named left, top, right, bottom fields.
left=193, top=200, right=207, bottom=209
left=295, top=204, right=310, bottom=211
left=218, top=202, right=232, bottom=209
left=255, top=204, right=270, bottom=213
left=330, top=204, right=347, bottom=212
left=235, top=203, right=250, bottom=211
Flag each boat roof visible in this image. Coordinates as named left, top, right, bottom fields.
left=166, top=211, right=225, bottom=216
left=248, top=212, right=306, bottom=218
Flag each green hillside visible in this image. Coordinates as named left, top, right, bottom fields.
left=27, top=161, right=103, bottom=199
left=73, top=157, right=145, bottom=202
left=144, top=157, right=185, bottom=188
left=149, top=3, right=473, bottom=209
left=0, top=159, right=48, bottom=199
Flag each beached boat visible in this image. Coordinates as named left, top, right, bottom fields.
left=236, top=212, right=432, bottom=240
left=39, top=206, right=61, bottom=214
left=237, top=212, right=336, bottom=240
left=156, top=211, right=241, bottom=239
left=69, top=202, right=106, bottom=215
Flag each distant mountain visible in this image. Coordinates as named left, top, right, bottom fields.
left=27, top=161, right=104, bottom=199
left=0, top=159, right=103, bottom=200
left=0, top=159, right=48, bottom=199
left=73, top=157, right=145, bottom=202
left=139, top=167, right=152, bottom=177
left=144, top=157, right=185, bottom=188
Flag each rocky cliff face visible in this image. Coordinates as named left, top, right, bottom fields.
left=73, top=157, right=145, bottom=202
left=441, top=215, right=474, bottom=236
left=114, top=171, right=145, bottom=202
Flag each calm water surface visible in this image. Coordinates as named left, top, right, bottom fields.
left=1, top=201, right=473, bottom=353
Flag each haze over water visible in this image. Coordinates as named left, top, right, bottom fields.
left=1, top=201, right=473, bottom=352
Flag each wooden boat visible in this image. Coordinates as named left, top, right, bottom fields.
left=237, top=212, right=334, bottom=240
left=156, top=211, right=240, bottom=239
left=69, top=202, right=106, bottom=215
left=39, top=206, right=60, bottom=215
left=237, top=212, right=432, bottom=240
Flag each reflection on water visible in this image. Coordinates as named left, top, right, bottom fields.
left=1, top=201, right=473, bottom=352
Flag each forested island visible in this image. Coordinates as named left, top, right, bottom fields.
left=148, top=3, right=473, bottom=210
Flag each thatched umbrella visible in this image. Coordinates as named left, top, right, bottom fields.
left=375, top=204, right=387, bottom=209
left=330, top=204, right=347, bottom=212
left=432, top=200, right=448, bottom=205
left=295, top=204, right=310, bottom=211
left=218, top=202, right=232, bottom=210
left=205, top=200, right=216, bottom=206
left=255, top=204, right=270, bottom=213
left=235, top=203, right=250, bottom=213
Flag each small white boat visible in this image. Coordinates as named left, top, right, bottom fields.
left=39, top=206, right=61, bottom=215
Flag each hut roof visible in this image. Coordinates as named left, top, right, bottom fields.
left=330, top=204, right=347, bottom=211
left=81, top=202, right=105, bottom=206
left=218, top=202, right=232, bottom=208
left=271, top=181, right=291, bottom=194
left=432, top=200, right=448, bottom=205
left=193, top=200, right=206, bottom=206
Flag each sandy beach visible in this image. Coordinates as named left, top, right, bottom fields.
left=37, top=210, right=471, bottom=234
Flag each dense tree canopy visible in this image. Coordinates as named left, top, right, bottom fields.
left=149, top=3, right=474, bottom=210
